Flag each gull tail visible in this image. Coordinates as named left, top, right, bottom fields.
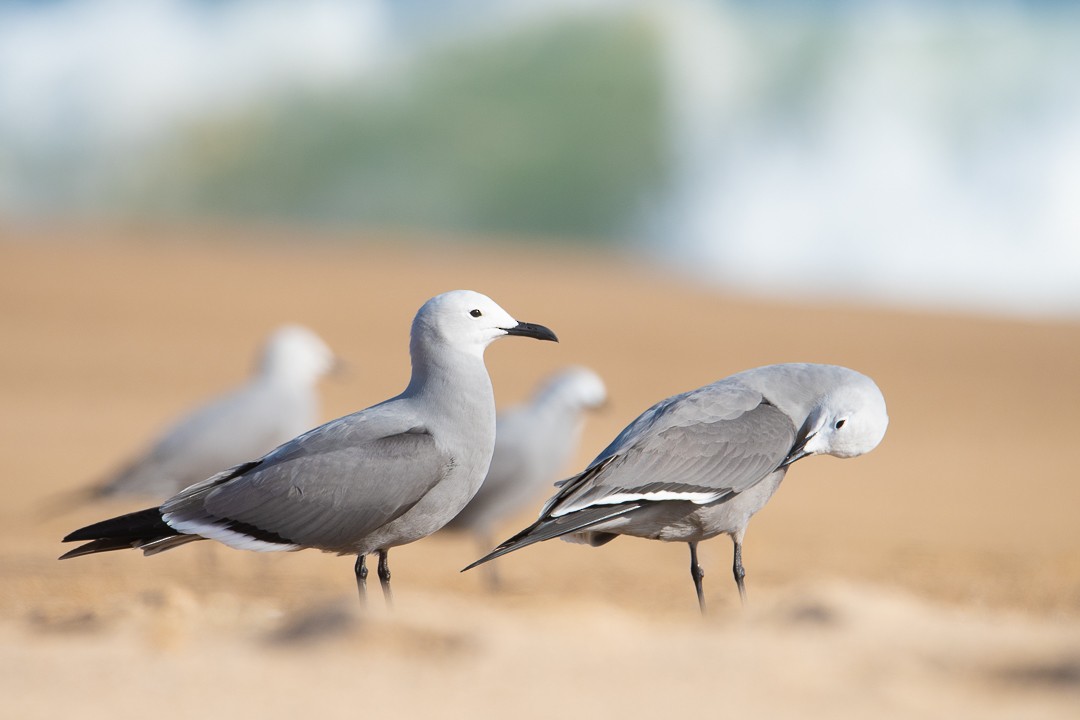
left=462, top=503, right=639, bottom=572
left=59, top=507, right=182, bottom=560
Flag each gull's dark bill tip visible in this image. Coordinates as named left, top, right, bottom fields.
left=504, top=322, right=558, bottom=343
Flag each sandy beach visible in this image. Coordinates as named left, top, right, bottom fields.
left=2, top=223, right=1078, bottom=718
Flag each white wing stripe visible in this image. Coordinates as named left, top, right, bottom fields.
left=550, top=490, right=723, bottom=517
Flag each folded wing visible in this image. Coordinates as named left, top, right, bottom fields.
left=162, top=406, right=451, bottom=552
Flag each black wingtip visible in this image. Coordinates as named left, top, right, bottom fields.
left=62, top=506, right=169, bottom=543
left=61, top=506, right=179, bottom=560
left=461, top=504, right=640, bottom=573
left=461, top=542, right=520, bottom=572
left=59, top=538, right=139, bottom=560
left=461, top=517, right=550, bottom=572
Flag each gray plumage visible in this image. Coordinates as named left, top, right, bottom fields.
left=61, top=290, right=558, bottom=605
left=445, top=366, right=607, bottom=537
left=89, top=325, right=336, bottom=501
left=465, top=363, right=889, bottom=612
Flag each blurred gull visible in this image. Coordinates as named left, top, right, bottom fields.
left=61, top=291, right=557, bottom=606
left=466, top=364, right=888, bottom=613
left=78, top=325, right=337, bottom=503
left=443, top=366, right=607, bottom=587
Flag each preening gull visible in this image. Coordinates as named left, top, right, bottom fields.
left=465, top=363, right=888, bottom=613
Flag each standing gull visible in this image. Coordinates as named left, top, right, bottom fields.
left=61, top=291, right=557, bottom=605
left=72, top=325, right=337, bottom=504
left=465, top=363, right=888, bottom=613
left=444, top=366, right=607, bottom=587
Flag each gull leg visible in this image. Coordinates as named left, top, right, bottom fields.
left=354, top=554, right=368, bottom=606
left=377, top=548, right=394, bottom=608
left=732, top=535, right=748, bottom=606
left=688, top=541, right=706, bottom=615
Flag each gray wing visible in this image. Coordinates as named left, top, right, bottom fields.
left=545, top=382, right=796, bottom=517
left=161, top=403, right=451, bottom=551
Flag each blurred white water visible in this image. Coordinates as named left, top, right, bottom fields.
left=0, top=0, right=389, bottom=212
left=652, top=1, right=1080, bottom=318
left=1, top=0, right=1078, bottom=319
left=0, top=0, right=387, bottom=145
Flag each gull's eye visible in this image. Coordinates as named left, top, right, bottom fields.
left=834, top=419, right=846, bottom=429
left=470, top=309, right=482, bottom=318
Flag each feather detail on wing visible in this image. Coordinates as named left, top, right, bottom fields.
left=464, top=394, right=799, bottom=570
left=543, top=398, right=796, bottom=518
left=161, top=410, right=452, bottom=552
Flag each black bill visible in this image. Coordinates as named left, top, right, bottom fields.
left=503, top=321, right=558, bottom=342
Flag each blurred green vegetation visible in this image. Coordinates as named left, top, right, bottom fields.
left=136, top=15, right=668, bottom=243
